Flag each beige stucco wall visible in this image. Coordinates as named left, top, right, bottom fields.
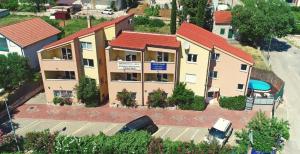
left=177, top=35, right=210, bottom=96
left=208, top=47, right=252, bottom=96
left=38, top=41, right=80, bottom=103
left=212, top=24, right=234, bottom=40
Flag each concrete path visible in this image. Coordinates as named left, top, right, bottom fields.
left=269, top=38, right=300, bottom=153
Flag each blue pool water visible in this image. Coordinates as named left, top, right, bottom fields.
left=248, top=79, right=271, bottom=91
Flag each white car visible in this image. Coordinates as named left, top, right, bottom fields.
left=101, top=8, right=114, bottom=15
left=205, top=118, right=233, bottom=146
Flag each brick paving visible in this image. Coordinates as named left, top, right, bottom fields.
left=12, top=104, right=267, bottom=129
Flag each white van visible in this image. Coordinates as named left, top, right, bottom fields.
left=205, top=118, right=233, bottom=146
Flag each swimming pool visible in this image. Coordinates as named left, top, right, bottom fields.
left=248, top=79, right=271, bottom=92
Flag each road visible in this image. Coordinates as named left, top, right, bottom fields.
left=269, top=38, right=300, bottom=153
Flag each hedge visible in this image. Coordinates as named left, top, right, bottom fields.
left=133, top=16, right=165, bottom=28
left=219, top=95, right=246, bottom=110
left=178, top=95, right=207, bottom=111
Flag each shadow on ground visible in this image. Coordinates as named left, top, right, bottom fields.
left=261, top=38, right=291, bottom=52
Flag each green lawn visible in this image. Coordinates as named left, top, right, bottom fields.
left=0, top=15, right=34, bottom=27
left=134, top=24, right=170, bottom=34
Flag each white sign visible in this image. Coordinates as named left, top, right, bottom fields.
left=117, top=61, right=141, bottom=70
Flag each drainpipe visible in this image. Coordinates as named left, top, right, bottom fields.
left=142, top=50, right=145, bottom=106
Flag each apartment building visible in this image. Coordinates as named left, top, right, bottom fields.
left=39, top=14, right=253, bottom=106
left=177, top=23, right=253, bottom=103
left=38, top=14, right=134, bottom=103
left=106, top=31, right=180, bottom=106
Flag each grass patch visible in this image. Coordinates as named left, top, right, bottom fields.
left=233, top=44, right=270, bottom=70
left=134, top=24, right=170, bottom=34
left=62, top=18, right=107, bottom=36
left=0, top=15, right=34, bottom=27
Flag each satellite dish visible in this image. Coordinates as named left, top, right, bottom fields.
left=184, top=41, right=190, bottom=50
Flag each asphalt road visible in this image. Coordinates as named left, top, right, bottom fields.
left=269, top=38, right=300, bottom=153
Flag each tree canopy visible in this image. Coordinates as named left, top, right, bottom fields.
left=76, top=76, right=99, bottom=107
left=232, top=0, right=294, bottom=45
left=170, top=0, right=177, bottom=34
left=0, top=53, right=31, bottom=90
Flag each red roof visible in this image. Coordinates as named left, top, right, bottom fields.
left=214, top=11, right=232, bottom=25
left=44, top=13, right=134, bottom=49
left=177, top=22, right=253, bottom=64
left=109, top=31, right=180, bottom=50
left=0, top=18, right=61, bottom=48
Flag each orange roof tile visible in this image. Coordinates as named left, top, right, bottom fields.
left=177, top=22, right=253, bottom=64
left=0, top=18, right=61, bottom=48
left=214, top=11, right=232, bottom=25
left=109, top=31, right=181, bottom=50
left=43, top=13, right=134, bottom=49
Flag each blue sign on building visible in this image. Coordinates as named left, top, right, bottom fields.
left=151, top=63, right=167, bottom=70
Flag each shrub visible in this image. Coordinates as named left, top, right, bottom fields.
left=133, top=16, right=150, bottom=25
left=147, top=89, right=168, bottom=108
left=0, top=129, right=23, bottom=152
left=0, top=0, right=18, bottom=11
left=168, top=82, right=195, bottom=106
left=144, top=5, right=160, bottom=17
left=110, top=1, right=117, bottom=11
left=219, top=95, right=246, bottom=110
left=148, top=137, right=163, bottom=153
left=179, top=95, right=206, bottom=111
left=116, top=89, right=136, bottom=107
left=149, top=18, right=165, bottom=27
left=24, top=129, right=57, bottom=153
left=53, top=97, right=64, bottom=105
left=76, top=76, right=100, bottom=107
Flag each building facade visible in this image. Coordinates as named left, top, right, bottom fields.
left=38, top=14, right=134, bottom=103
left=212, top=11, right=234, bottom=40
left=0, top=18, right=60, bottom=69
left=39, top=14, right=253, bottom=106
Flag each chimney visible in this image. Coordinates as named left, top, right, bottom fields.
left=87, top=15, right=91, bottom=28
left=186, top=14, right=191, bottom=23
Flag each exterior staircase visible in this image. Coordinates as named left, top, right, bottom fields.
left=246, top=97, right=254, bottom=110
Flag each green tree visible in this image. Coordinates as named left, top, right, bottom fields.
left=195, top=0, right=207, bottom=27
left=22, top=0, right=48, bottom=12
left=0, top=0, right=19, bottom=10
left=168, top=82, right=194, bottom=106
left=76, top=76, right=99, bottom=107
left=170, top=0, right=177, bottom=34
left=116, top=89, right=136, bottom=107
left=232, top=0, right=294, bottom=46
left=235, top=111, right=290, bottom=153
left=147, top=89, right=168, bottom=108
left=0, top=53, right=31, bottom=90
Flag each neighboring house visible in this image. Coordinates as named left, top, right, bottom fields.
left=149, top=0, right=172, bottom=8
left=107, top=31, right=180, bottom=106
left=212, top=11, right=234, bottom=40
left=177, top=22, right=253, bottom=103
left=80, top=0, right=126, bottom=10
left=38, top=13, right=134, bottom=103
left=0, top=9, right=9, bottom=18
left=39, top=14, right=253, bottom=106
left=0, top=18, right=61, bottom=69
left=286, top=0, right=300, bottom=6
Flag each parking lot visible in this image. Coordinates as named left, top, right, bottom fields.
left=12, top=118, right=236, bottom=145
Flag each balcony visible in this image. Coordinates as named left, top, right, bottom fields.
left=144, top=51, right=175, bottom=73
left=41, top=46, right=72, bottom=60
left=109, top=50, right=141, bottom=61
left=111, top=72, right=142, bottom=82
left=45, top=71, right=76, bottom=81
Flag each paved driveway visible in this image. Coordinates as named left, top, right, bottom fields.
left=269, top=38, right=300, bottom=153
left=12, top=118, right=236, bottom=145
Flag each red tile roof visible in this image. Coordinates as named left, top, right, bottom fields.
left=0, top=18, right=61, bottom=48
left=43, top=13, right=134, bottom=49
left=109, top=31, right=181, bottom=50
left=214, top=11, right=232, bottom=25
left=177, top=22, right=253, bottom=64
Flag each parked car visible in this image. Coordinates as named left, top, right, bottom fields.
left=204, top=118, right=233, bottom=146
left=101, top=8, right=114, bottom=15
left=118, top=115, right=158, bottom=134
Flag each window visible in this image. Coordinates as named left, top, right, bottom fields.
left=157, top=52, right=169, bottom=62
left=207, top=92, right=214, bottom=97
left=125, top=52, right=137, bottom=61
left=240, top=64, right=248, bottom=71
left=157, top=73, right=168, bottom=82
left=220, top=28, right=225, bottom=35
left=211, top=53, right=220, bottom=60
left=80, top=42, right=92, bottom=50
left=53, top=90, right=73, bottom=98
left=83, top=59, right=94, bottom=67
left=228, top=29, right=233, bottom=38
left=0, top=37, right=8, bottom=51
left=185, top=74, right=196, bottom=83
left=187, top=54, right=197, bottom=63
left=126, top=73, right=138, bottom=81
left=61, top=48, right=72, bottom=60
left=237, top=84, right=244, bottom=90
left=209, top=71, right=218, bottom=79
left=65, top=71, right=75, bottom=79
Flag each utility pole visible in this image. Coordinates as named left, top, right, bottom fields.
left=4, top=97, right=20, bottom=152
